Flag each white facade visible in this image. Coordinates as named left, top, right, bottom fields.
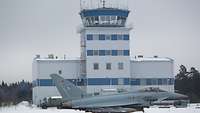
left=80, top=27, right=132, bottom=93
left=32, top=56, right=174, bottom=105
left=32, top=58, right=82, bottom=105
left=131, top=58, right=174, bottom=78
left=130, top=57, right=174, bottom=92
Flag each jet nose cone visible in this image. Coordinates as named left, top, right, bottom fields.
left=171, top=93, right=188, bottom=100
left=175, top=93, right=188, bottom=99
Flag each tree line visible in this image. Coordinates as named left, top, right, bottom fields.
left=0, top=65, right=199, bottom=106
left=175, top=65, right=200, bottom=102
left=0, top=80, right=32, bottom=106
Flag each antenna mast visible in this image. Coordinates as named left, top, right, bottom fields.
left=101, top=0, right=106, bottom=8
left=103, top=0, right=105, bottom=8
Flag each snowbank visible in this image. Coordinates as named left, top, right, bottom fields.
left=0, top=102, right=200, bottom=113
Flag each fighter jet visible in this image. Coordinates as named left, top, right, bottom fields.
left=50, top=74, right=187, bottom=113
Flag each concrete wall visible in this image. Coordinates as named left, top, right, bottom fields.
left=131, top=58, right=174, bottom=78
left=34, top=59, right=81, bottom=79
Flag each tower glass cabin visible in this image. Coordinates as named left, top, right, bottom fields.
left=79, top=0, right=132, bottom=94
left=80, top=8, right=129, bottom=27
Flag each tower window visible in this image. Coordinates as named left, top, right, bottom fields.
left=112, top=50, right=118, bottom=56
left=99, top=50, right=106, bottom=56
left=105, top=50, right=111, bottom=55
left=118, top=62, right=124, bottom=70
left=87, top=50, right=93, bottom=56
left=118, top=50, right=123, bottom=56
left=123, top=50, right=130, bottom=56
left=105, top=16, right=111, bottom=22
left=117, top=35, right=123, bottom=40
left=106, top=63, right=111, bottom=70
left=87, top=34, right=93, bottom=40
left=93, top=34, right=99, bottom=40
left=93, top=50, right=99, bottom=56
left=99, top=34, right=105, bottom=40
left=110, top=16, right=117, bottom=24
left=123, top=35, right=129, bottom=40
left=100, top=16, right=106, bottom=22
left=105, top=35, right=111, bottom=40
left=93, top=63, right=99, bottom=70
left=111, top=34, right=117, bottom=40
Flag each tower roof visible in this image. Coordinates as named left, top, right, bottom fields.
left=80, top=8, right=129, bottom=17
left=80, top=8, right=130, bottom=27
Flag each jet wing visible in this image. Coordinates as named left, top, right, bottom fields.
left=152, top=97, right=169, bottom=104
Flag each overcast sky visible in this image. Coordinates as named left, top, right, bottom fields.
left=0, top=0, right=200, bottom=83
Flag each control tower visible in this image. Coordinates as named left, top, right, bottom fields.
left=79, top=0, right=132, bottom=93
left=32, top=0, right=174, bottom=105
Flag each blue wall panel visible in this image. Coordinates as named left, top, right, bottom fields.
left=33, top=78, right=175, bottom=87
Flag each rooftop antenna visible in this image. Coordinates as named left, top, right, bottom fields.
left=103, top=0, right=105, bottom=8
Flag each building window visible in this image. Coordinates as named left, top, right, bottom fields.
left=93, top=34, right=99, bottom=40
left=100, top=16, right=106, bottom=22
left=106, top=63, right=111, bottom=70
left=87, top=34, right=129, bottom=41
left=105, top=16, right=111, bottom=23
left=94, top=16, right=99, bottom=24
left=118, top=50, right=123, bottom=56
left=105, top=50, right=111, bottom=55
left=114, top=50, right=118, bottom=56
left=118, top=62, right=124, bottom=70
left=93, top=63, right=99, bottom=70
left=124, top=78, right=130, bottom=85
left=117, top=35, right=123, bottom=40
left=146, top=79, right=152, bottom=85
left=163, top=79, right=167, bottom=85
left=87, top=50, right=130, bottom=56
left=93, top=50, right=99, bottom=56
left=152, top=79, right=157, bottom=85
left=99, top=34, right=105, bottom=40
left=131, top=79, right=140, bottom=85
left=87, top=34, right=93, bottom=40
left=105, top=35, right=111, bottom=40
left=118, top=78, right=124, bottom=85
left=87, top=50, right=93, bottom=56
left=123, top=50, right=130, bottom=56
left=112, top=50, right=118, bottom=56
left=123, top=35, right=129, bottom=40
left=99, top=50, right=106, bottom=56
left=111, top=34, right=117, bottom=40
left=169, top=78, right=175, bottom=85
left=110, top=16, right=117, bottom=24
left=158, top=79, right=162, bottom=85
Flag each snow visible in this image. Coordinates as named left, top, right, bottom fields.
left=0, top=102, right=200, bottom=113
left=131, top=57, right=172, bottom=62
left=36, top=57, right=81, bottom=61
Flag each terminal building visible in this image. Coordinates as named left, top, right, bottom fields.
left=32, top=0, right=175, bottom=105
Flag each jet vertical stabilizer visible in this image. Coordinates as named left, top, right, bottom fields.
left=50, top=74, right=86, bottom=101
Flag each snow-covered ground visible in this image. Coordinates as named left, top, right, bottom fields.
left=0, top=102, right=200, bottom=113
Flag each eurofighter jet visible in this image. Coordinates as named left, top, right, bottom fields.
left=50, top=74, right=187, bottom=113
